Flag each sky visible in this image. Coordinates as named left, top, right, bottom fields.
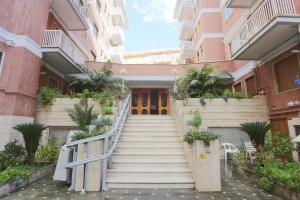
left=124, top=0, right=179, bottom=52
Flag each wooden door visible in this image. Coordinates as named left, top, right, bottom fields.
left=158, top=89, right=170, bottom=115
left=131, top=89, right=151, bottom=115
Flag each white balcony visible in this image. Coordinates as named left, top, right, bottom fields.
left=225, top=0, right=257, bottom=8
left=180, top=41, right=195, bottom=60
left=229, top=0, right=300, bottom=60
left=110, top=26, right=125, bottom=45
left=113, top=0, right=126, bottom=9
left=112, top=7, right=125, bottom=27
left=51, top=0, right=88, bottom=30
left=174, top=0, right=194, bottom=20
left=110, top=47, right=124, bottom=64
left=41, top=30, right=86, bottom=74
left=179, top=20, right=194, bottom=40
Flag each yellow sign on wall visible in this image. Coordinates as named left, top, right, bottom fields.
left=199, top=153, right=206, bottom=160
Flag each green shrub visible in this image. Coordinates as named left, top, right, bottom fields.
left=102, top=107, right=113, bottom=115
left=67, top=103, right=97, bottom=131
left=13, top=123, right=47, bottom=163
left=192, top=112, right=202, bottom=128
left=0, top=141, right=27, bottom=170
left=0, top=166, right=34, bottom=184
left=223, top=89, right=246, bottom=99
left=184, top=130, right=218, bottom=145
left=264, top=133, right=293, bottom=158
left=259, top=177, right=274, bottom=191
left=72, top=130, right=105, bottom=141
left=38, top=86, right=61, bottom=110
left=3, top=141, right=26, bottom=158
left=240, top=121, right=271, bottom=147
left=92, top=118, right=113, bottom=130
left=35, top=145, right=59, bottom=164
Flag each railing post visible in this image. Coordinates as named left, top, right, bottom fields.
left=101, top=137, right=109, bottom=191
left=80, top=142, right=89, bottom=195
left=68, top=146, right=77, bottom=191
left=271, top=0, right=278, bottom=15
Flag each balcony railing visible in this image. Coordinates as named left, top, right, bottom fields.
left=180, top=41, right=195, bottom=59
left=230, top=0, right=296, bottom=56
left=111, top=7, right=125, bottom=27
left=42, top=30, right=86, bottom=66
left=180, top=20, right=194, bottom=39
left=51, top=0, right=89, bottom=30
left=174, top=0, right=194, bottom=20
left=111, top=26, right=125, bottom=45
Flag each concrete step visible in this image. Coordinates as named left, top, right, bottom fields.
left=125, top=123, right=176, bottom=127
left=118, top=141, right=182, bottom=148
left=126, top=119, right=175, bottom=123
left=121, top=132, right=179, bottom=137
left=107, top=176, right=194, bottom=189
left=111, top=161, right=189, bottom=170
left=112, top=153, right=186, bottom=162
left=122, top=130, right=178, bottom=135
left=107, top=171, right=192, bottom=178
left=115, top=147, right=184, bottom=154
left=120, top=136, right=180, bottom=142
left=123, top=127, right=177, bottom=132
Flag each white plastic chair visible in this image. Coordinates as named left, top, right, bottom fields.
left=244, top=141, right=257, bottom=163
left=222, top=143, right=238, bottom=164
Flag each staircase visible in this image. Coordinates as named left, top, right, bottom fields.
left=107, top=115, right=194, bottom=189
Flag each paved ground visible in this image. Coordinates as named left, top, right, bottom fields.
left=1, top=164, right=282, bottom=200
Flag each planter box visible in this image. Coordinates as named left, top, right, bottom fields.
left=0, top=164, right=56, bottom=198
left=232, top=164, right=300, bottom=200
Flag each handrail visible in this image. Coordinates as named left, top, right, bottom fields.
left=65, top=94, right=131, bottom=193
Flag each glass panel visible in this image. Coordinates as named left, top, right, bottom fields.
left=161, top=109, right=167, bottom=115
left=132, top=109, right=138, bottom=115
left=142, top=109, right=148, bottom=115
left=142, top=92, right=148, bottom=107
left=161, top=93, right=168, bottom=107
left=132, top=93, right=138, bottom=107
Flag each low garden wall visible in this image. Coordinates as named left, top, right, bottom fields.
left=171, top=96, right=269, bottom=184
left=0, top=165, right=55, bottom=198
left=232, top=164, right=300, bottom=200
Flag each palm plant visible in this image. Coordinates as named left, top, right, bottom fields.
left=14, top=123, right=47, bottom=163
left=67, top=103, right=97, bottom=131
left=240, top=121, right=271, bottom=147
left=178, top=65, right=232, bottom=98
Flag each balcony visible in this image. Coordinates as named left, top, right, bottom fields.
left=41, top=30, right=86, bottom=74
left=229, top=0, right=300, bottom=60
left=113, top=0, right=126, bottom=9
left=174, top=0, right=194, bottom=20
left=179, top=20, right=194, bottom=40
left=180, top=41, right=195, bottom=60
left=225, top=0, right=257, bottom=8
left=51, top=0, right=89, bottom=30
left=112, top=7, right=125, bottom=27
left=110, top=26, right=125, bottom=45
left=110, top=47, right=124, bottom=64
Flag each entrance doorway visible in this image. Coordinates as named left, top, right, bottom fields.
left=131, top=88, right=170, bottom=115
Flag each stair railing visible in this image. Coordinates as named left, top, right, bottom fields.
left=65, top=94, right=131, bottom=193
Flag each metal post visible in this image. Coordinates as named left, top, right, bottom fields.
left=68, top=147, right=77, bottom=191
left=101, top=137, right=109, bottom=191
left=80, top=143, right=88, bottom=195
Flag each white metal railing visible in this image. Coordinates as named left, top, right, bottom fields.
left=230, top=0, right=296, bottom=56
left=181, top=40, right=195, bottom=50
left=71, top=0, right=88, bottom=19
left=65, top=94, right=131, bottom=193
left=180, top=20, right=194, bottom=36
left=111, top=26, right=125, bottom=42
left=42, top=30, right=86, bottom=66
left=181, top=0, right=194, bottom=7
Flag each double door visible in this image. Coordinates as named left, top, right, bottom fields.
left=131, top=89, right=169, bottom=115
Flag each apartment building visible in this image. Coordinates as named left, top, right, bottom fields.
left=124, top=49, right=180, bottom=64
left=174, top=0, right=227, bottom=63
left=0, top=0, right=128, bottom=149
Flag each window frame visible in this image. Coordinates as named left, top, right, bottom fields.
left=272, top=53, right=300, bottom=94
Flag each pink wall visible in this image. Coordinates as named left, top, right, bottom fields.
left=0, top=0, right=50, bottom=117
left=87, top=61, right=235, bottom=77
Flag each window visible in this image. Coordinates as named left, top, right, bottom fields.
left=49, top=77, right=59, bottom=89
left=234, top=83, right=242, bottom=92
left=245, top=76, right=256, bottom=97
left=274, top=54, right=299, bottom=93
left=91, top=51, right=97, bottom=61
left=92, top=23, right=99, bottom=37
left=0, top=50, right=4, bottom=74
left=224, top=8, right=232, bottom=21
